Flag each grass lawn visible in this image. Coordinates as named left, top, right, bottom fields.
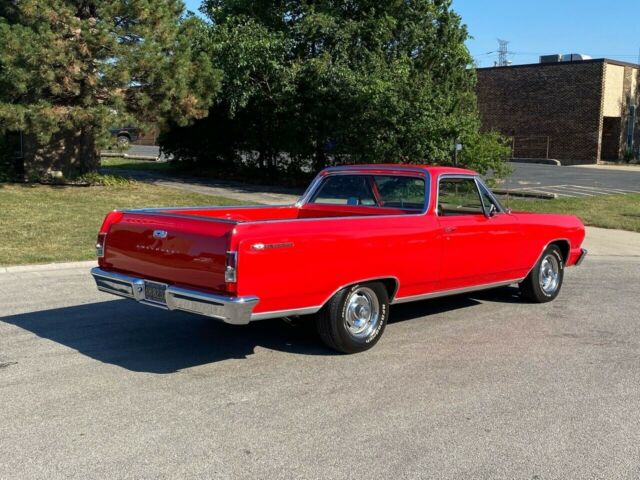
left=100, top=157, right=176, bottom=173
left=0, top=183, right=244, bottom=266
left=506, top=193, right=640, bottom=233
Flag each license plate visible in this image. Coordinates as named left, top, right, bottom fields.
left=144, top=281, right=167, bottom=304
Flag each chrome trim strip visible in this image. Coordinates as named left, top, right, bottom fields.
left=475, top=176, right=506, bottom=215
left=575, top=248, right=588, bottom=266
left=121, top=211, right=239, bottom=224
left=128, top=204, right=297, bottom=213
left=251, top=306, right=321, bottom=321
left=391, top=278, right=524, bottom=304
left=91, top=267, right=259, bottom=325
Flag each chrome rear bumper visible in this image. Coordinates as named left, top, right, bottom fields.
left=91, top=267, right=259, bottom=325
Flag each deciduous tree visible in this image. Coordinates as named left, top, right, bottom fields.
left=161, top=0, right=510, bottom=179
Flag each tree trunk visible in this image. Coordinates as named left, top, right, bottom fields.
left=23, top=127, right=99, bottom=179
left=314, top=140, right=327, bottom=172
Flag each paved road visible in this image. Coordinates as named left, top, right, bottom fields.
left=503, top=163, right=640, bottom=198
left=1, top=257, right=639, bottom=479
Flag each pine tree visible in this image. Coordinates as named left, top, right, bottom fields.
left=0, top=0, right=221, bottom=177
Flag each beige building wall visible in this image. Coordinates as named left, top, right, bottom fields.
left=602, top=64, right=625, bottom=117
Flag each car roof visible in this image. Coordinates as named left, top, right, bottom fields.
left=322, top=164, right=478, bottom=176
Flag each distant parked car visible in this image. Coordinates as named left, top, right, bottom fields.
left=110, top=126, right=140, bottom=148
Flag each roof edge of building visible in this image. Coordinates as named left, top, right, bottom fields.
left=477, top=58, right=639, bottom=71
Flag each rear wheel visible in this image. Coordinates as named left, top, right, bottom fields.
left=316, top=282, right=389, bottom=354
left=520, top=245, right=564, bottom=303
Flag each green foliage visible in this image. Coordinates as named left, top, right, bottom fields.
left=459, top=131, right=512, bottom=180
left=0, top=1, right=221, bottom=175
left=73, top=172, right=134, bottom=186
left=161, top=0, right=510, bottom=178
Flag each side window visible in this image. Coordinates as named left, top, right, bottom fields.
left=437, top=178, right=484, bottom=216
left=311, top=175, right=376, bottom=206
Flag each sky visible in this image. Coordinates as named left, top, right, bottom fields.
left=184, top=0, right=640, bottom=67
left=453, top=0, right=640, bottom=66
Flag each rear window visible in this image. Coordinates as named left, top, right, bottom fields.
left=310, top=174, right=426, bottom=211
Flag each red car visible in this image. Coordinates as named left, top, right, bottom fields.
left=91, top=165, right=587, bottom=353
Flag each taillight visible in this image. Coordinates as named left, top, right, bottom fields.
left=225, top=251, right=237, bottom=283
left=96, top=233, right=106, bottom=258
left=96, top=210, right=123, bottom=259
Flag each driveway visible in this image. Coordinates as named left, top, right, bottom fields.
left=1, top=254, right=639, bottom=479
left=502, top=163, right=640, bottom=197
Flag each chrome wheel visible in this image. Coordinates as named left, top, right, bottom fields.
left=539, top=254, right=560, bottom=295
left=344, top=287, right=381, bottom=340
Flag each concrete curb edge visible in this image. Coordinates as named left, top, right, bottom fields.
left=0, top=260, right=97, bottom=274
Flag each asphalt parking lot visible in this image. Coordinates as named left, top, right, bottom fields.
left=502, top=163, right=640, bottom=197
left=1, top=256, right=639, bottom=479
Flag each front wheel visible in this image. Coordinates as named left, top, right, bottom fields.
left=116, top=135, right=131, bottom=149
left=315, top=282, right=389, bottom=354
left=520, top=245, right=564, bottom=303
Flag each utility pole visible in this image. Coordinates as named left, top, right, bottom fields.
left=497, top=39, right=511, bottom=67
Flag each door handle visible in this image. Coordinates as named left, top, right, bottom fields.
left=444, top=227, right=457, bottom=233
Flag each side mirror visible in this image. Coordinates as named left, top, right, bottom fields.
left=485, top=203, right=497, bottom=218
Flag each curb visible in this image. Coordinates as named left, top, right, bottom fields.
left=0, top=260, right=96, bottom=274
left=510, top=158, right=561, bottom=166
left=492, top=188, right=557, bottom=200
left=100, top=152, right=160, bottom=161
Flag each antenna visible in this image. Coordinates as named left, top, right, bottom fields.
left=497, top=39, right=511, bottom=67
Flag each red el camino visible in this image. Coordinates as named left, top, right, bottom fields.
left=91, top=165, right=587, bottom=353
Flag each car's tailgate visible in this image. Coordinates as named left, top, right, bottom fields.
left=100, top=212, right=234, bottom=292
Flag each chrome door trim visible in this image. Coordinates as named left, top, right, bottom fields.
left=475, top=176, right=507, bottom=214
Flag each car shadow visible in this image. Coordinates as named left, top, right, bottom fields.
left=0, top=300, right=329, bottom=374
left=1, top=287, right=525, bottom=374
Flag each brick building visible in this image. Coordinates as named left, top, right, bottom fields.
left=476, top=58, right=639, bottom=165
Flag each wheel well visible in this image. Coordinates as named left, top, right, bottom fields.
left=372, top=278, right=399, bottom=302
left=319, top=277, right=400, bottom=311
left=117, top=133, right=131, bottom=140
left=550, top=240, right=570, bottom=263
